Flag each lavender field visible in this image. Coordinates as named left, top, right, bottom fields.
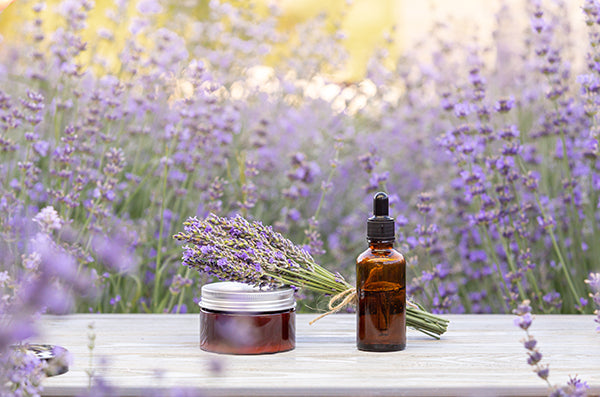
left=0, top=0, right=599, bottom=394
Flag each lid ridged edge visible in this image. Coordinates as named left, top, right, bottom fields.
left=199, top=282, right=296, bottom=313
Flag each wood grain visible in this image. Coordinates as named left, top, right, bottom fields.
left=32, top=314, right=600, bottom=396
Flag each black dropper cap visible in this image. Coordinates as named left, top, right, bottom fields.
left=367, top=192, right=395, bottom=241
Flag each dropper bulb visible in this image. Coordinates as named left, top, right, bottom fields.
left=373, top=192, right=389, bottom=216
left=367, top=191, right=395, bottom=241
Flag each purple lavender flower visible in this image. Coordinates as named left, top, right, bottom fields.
left=514, top=300, right=592, bottom=395
left=494, top=97, right=516, bottom=113
left=536, top=365, right=550, bottom=380
left=1, top=0, right=599, bottom=348
left=33, top=140, right=50, bottom=157
left=565, top=376, right=590, bottom=397
left=174, top=214, right=339, bottom=289
left=583, top=0, right=600, bottom=26
left=543, top=291, right=562, bottom=311
left=32, top=206, right=62, bottom=233
left=91, top=232, right=139, bottom=275
left=585, top=273, right=600, bottom=331
left=109, top=295, right=121, bottom=306
left=137, top=0, right=162, bottom=15
left=416, top=192, right=433, bottom=215
left=175, top=214, right=448, bottom=337
left=0, top=348, right=45, bottom=396
left=514, top=300, right=552, bottom=385
left=514, top=312, right=533, bottom=330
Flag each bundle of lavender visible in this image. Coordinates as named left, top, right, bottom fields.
left=173, top=214, right=449, bottom=338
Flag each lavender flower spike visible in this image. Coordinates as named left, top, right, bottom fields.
left=514, top=300, right=553, bottom=388
left=514, top=300, right=590, bottom=396
left=174, top=214, right=449, bottom=338
left=175, top=214, right=338, bottom=290
left=32, top=206, right=62, bottom=233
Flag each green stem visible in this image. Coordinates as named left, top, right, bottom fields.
left=588, top=168, right=599, bottom=276
left=312, top=263, right=352, bottom=289
left=482, top=228, right=512, bottom=311
left=54, top=108, right=63, bottom=143
left=266, top=273, right=335, bottom=295
left=548, top=229, right=581, bottom=307
left=558, top=129, right=584, bottom=264
left=152, top=144, right=171, bottom=310
left=175, top=267, right=192, bottom=314
left=534, top=189, right=580, bottom=305
left=128, top=273, right=144, bottom=313
left=235, top=151, right=247, bottom=218
left=516, top=156, right=582, bottom=307
left=17, top=146, right=31, bottom=205
left=115, top=161, right=159, bottom=217
left=468, top=166, right=508, bottom=311
left=271, top=265, right=343, bottom=292
left=506, top=182, right=546, bottom=312
left=303, top=141, right=341, bottom=244
left=548, top=90, right=585, bottom=283
left=500, top=236, right=527, bottom=302
left=162, top=294, right=175, bottom=314
left=74, top=197, right=102, bottom=275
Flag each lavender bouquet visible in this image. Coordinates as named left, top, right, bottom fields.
left=174, top=214, right=449, bottom=338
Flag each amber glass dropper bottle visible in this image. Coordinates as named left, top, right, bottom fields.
left=356, top=191, right=406, bottom=352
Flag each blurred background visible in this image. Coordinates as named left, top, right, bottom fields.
left=0, top=0, right=597, bottom=319
left=0, top=0, right=585, bottom=81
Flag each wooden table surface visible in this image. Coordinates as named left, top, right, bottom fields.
left=33, top=314, right=599, bottom=396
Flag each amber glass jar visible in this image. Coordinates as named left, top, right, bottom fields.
left=199, top=282, right=296, bottom=355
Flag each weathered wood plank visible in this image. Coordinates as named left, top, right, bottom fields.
left=32, top=314, right=600, bottom=396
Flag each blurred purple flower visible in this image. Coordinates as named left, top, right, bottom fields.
left=494, top=97, right=515, bottom=113
left=33, top=140, right=50, bottom=156
left=91, top=233, right=139, bottom=275
left=110, top=295, right=121, bottom=306
left=32, top=206, right=62, bottom=232
left=137, top=0, right=162, bottom=15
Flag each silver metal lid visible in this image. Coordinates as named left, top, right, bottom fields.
left=199, top=282, right=296, bottom=313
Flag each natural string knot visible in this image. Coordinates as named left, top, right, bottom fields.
left=309, top=288, right=356, bottom=325
left=309, top=288, right=420, bottom=325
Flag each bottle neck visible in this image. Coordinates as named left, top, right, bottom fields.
left=367, top=239, right=395, bottom=250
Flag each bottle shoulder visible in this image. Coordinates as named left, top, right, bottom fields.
left=357, top=246, right=405, bottom=264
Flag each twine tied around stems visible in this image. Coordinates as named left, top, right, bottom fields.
left=309, top=287, right=420, bottom=325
